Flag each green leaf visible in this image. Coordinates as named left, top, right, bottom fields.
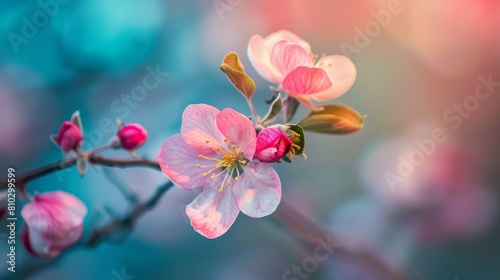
left=220, top=52, right=256, bottom=99
left=298, top=104, right=365, bottom=134
left=261, top=94, right=283, bottom=126
left=284, top=96, right=300, bottom=123
left=283, top=124, right=306, bottom=162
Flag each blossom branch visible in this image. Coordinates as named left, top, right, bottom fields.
left=0, top=155, right=160, bottom=192
left=3, top=149, right=412, bottom=278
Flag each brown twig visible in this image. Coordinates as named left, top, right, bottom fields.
left=0, top=155, right=160, bottom=192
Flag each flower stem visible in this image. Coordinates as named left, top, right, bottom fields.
left=246, top=97, right=260, bottom=124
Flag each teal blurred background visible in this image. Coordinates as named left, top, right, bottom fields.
left=1, top=0, right=500, bottom=279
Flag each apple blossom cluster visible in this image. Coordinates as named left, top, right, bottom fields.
left=157, top=30, right=364, bottom=238
left=11, top=30, right=364, bottom=258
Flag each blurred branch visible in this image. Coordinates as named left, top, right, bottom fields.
left=273, top=200, right=421, bottom=280
left=86, top=180, right=173, bottom=246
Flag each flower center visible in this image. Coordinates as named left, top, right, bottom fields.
left=196, top=138, right=247, bottom=193
left=310, top=53, right=332, bottom=68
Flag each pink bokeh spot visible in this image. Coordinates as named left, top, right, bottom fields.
left=157, top=104, right=281, bottom=238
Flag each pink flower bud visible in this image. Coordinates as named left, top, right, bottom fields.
left=117, top=123, right=148, bottom=150
left=255, top=128, right=292, bottom=163
left=56, top=121, right=83, bottom=152
left=21, top=191, right=87, bottom=258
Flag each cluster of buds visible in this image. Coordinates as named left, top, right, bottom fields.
left=19, top=112, right=150, bottom=258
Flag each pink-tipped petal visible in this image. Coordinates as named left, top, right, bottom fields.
left=21, top=192, right=86, bottom=238
left=270, top=40, right=313, bottom=77
left=264, top=30, right=312, bottom=54
left=186, top=185, right=240, bottom=239
left=157, top=134, right=212, bottom=190
left=181, top=104, right=223, bottom=156
left=51, top=191, right=87, bottom=225
left=311, top=55, right=357, bottom=102
left=233, top=162, right=281, bottom=218
left=248, top=35, right=283, bottom=84
left=282, top=66, right=332, bottom=95
left=216, top=108, right=256, bottom=160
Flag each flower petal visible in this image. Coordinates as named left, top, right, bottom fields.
left=247, top=34, right=284, bottom=84
left=311, top=55, right=357, bottom=102
left=281, top=66, right=332, bottom=95
left=180, top=104, right=223, bottom=156
left=50, top=191, right=87, bottom=225
left=216, top=108, right=256, bottom=160
left=21, top=194, right=74, bottom=237
left=23, top=228, right=60, bottom=258
left=233, top=162, right=281, bottom=218
left=186, top=185, right=240, bottom=239
left=158, top=134, right=212, bottom=190
left=264, top=30, right=311, bottom=54
left=270, top=40, right=313, bottom=77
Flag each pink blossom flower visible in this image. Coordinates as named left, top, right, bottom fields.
left=248, top=30, right=357, bottom=109
left=54, top=121, right=83, bottom=152
left=157, top=104, right=281, bottom=239
left=21, top=191, right=87, bottom=258
left=255, top=127, right=292, bottom=163
left=118, top=123, right=148, bottom=150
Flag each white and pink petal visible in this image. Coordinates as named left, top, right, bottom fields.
left=247, top=35, right=284, bottom=84
left=270, top=40, right=313, bottom=77
left=216, top=108, right=257, bottom=160
left=311, top=55, right=357, bottom=102
left=233, top=162, right=281, bottom=218
left=186, top=185, right=240, bottom=239
left=158, top=134, right=212, bottom=190
left=180, top=104, right=223, bottom=156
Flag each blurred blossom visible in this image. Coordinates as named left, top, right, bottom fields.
left=0, top=65, right=56, bottom=157
left=245, top=0, right=375, bottom=40
left=21, top=191, right=87, bottom=258
left=360, top=124, right=497, bottom=242
left=380, top=0, right=495, bottom=76
left=51, top=0, right=164, bottom=74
